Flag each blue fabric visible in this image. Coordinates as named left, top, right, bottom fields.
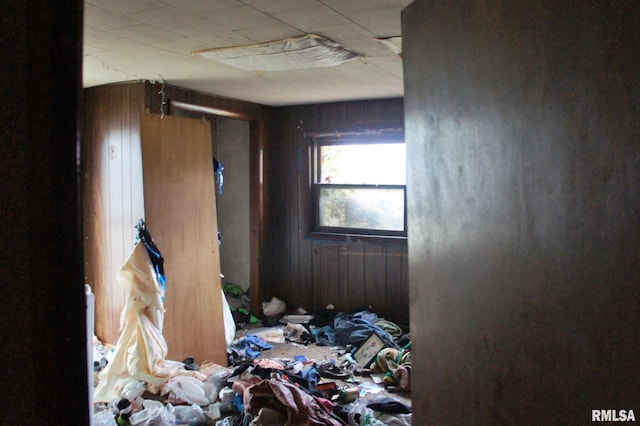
left=300, top=364, right=320, bottom=385
left=244, top=335, right=273, bottom=358
left=333, top=311, right=398, bottom=349
left=313, top=325, right=337, bottom=346
left=245, top=335, right=273, bottom=350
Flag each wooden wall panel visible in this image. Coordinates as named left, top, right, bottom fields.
left=403, top=0, right=640, bottom=423
left=82, top=82, right=146, bottom=344
left=346, top=245, right=366, bottom=310
left=84, top=82, right=271, bottom=347
left=364, top=245, right=387, bottom=314
left=146, top=82, right=271, bottom=314
left=266, top=99, right=409, bottom=326
left=140, top=113, right=226, bottom=365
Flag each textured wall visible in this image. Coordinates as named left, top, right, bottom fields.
left=404, top=1, right=639, bottom=423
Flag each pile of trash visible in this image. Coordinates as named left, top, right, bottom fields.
left=92, top=219, right=411, bottom=425
left=94, top=349, right=412, bottom=426
left=93, top=301, right=412, bottom=425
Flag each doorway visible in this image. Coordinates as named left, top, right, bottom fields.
left=172, top=103, right=253, bottom=297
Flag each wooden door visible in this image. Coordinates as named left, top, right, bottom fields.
left=140, top=113, right=226, bottom=365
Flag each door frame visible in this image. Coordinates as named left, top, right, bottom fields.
left=169, top=100, right=265, bottom=315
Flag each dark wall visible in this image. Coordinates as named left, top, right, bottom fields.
left=266, top=99, right=409, bottom=326
left=404, top=1, right=639, bottom=423
left=1, top=0, right=88, bottom=423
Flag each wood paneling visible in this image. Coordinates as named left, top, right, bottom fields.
left=403, top=1, right=640, bottom=423
left=82, top=83, right=146, bottom=344
left=84, top=84, right=408, bottom=335
left=140, top=113, right=226, bottom=364
left=147, top=82, right=271, bottom=315
left=83, top=82, right=272, bottom=355
left=266, top=99, right=409, bottom=326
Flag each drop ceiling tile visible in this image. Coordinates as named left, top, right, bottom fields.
left=365, top=56, right=404, bottom=78
left=110, top=23, right=184, bottom=44
left=320, top=0, right=403, bottom=13
left=83, top=25, right=121, bottom=45
left=348, top=9, right=403, bottom=37
left=202, top=5, right=280, bottom=31
left=84, top=6, right=139, bottom=31
left=131, top=7, right=212, bottom=31
left=162, top=0, right=242, bottom=13
left=176, top=24, right=254, bottom=47
left=233, top=23, right=303, bottom=43
left=151, top=37, right=214, bottom=55
left=90, top=38, right=167, bottom=57
left=87, top=0, right=165, bottom=15
left=240, top=0, right=322, bottom=14
left=271, top=5, right=351, bottom=33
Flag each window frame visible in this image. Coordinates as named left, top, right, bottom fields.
left=307, top=132, right=407, bottom=242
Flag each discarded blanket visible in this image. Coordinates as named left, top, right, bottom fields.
left=241, top=378, right=347, bottom=425
left=93, top=240, right=203, bottom=403
left=314, top=310, right=399, bottom=349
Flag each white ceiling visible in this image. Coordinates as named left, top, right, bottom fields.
left=83, top=0, right=411, bottom=107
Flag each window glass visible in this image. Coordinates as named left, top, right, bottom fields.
left=311, top=135, right=406, bottom=238
left=318, top=186, right=405, bottom=231
left=319, top=143, right=406, bottom=185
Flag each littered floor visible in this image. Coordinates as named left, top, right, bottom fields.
left=246, top=332, right=412, bottom=408
left=94, top=327, right=411, bottom=425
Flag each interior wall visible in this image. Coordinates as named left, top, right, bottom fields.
left=403, top=1, right=640, bottom=423
left=266, top=99, right=409, bottom=326
left=2, top=0, right=88, bottom=422
left=215, top=117, right=251, bottom=291
left=83, top=82, right=272, bottom=342
left=82, top=82, right=146, bottom=344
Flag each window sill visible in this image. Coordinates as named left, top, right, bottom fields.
left=306, top=231, right=407, bottom=246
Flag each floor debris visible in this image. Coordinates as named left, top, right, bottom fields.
left=94, top=308, right=411, bottom=425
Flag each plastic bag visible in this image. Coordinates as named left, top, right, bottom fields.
left=347, top=400, right=386, bottom=426
left=121, top=380, right=145, bottom=400
left=262, top=297, right=286, bottom=317
left=161, top=375, right=214, bottom=406
left=93, top=410, right=117, bottom=426
left=172, top=404, right=206, bottom=425
left=204, top=363, right=234, bottom=399
left=129, top=399, right=176, bottom=426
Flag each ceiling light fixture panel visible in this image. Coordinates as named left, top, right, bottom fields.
left=193, top=34, right=362, bottom=71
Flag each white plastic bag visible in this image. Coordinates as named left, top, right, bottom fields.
left=172, top=404, right=206, bottom=425
left=262, top=297, right=286, bottom=317
left=129, top=400, right=176, bottom=426
left=161, top=375, right=214, bottom=406
left=93, top=410, right=117, bottom=426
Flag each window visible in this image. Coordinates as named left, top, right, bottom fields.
left=310, top=133, right=406, bottom=239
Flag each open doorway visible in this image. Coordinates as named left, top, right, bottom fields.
left=171, top=102, right=254, bottom=300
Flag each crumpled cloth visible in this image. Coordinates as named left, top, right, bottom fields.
left=243, top=378, right=347, bottom=426
left=333, top=311, right=398, bottom=349
left=374, top=348, right=411, bottom=391
left=93, top=242, right=204, bottom=403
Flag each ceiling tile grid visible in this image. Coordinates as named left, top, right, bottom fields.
left=83, top=0, right=408, bottom=105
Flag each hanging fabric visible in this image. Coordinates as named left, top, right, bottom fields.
left=93, top=222, right=205, bottom=403
left=134, top=219, right=166, bottom=298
